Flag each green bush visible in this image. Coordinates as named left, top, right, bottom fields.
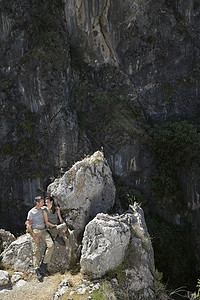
left=1, top=144, right=12, bottom=156
left=148, top=121, right=199, bottom=198
left=147, top=214, right=199, bottom=291
left=190, top=279, right=200, bottom=299
left=92, top=281, right=116, bottom=300
left=114, top=175, right=147, bottom=209
left=153, top=269, right=168, bottom=299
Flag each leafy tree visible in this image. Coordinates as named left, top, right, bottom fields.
left=148, top=121, right=199, bottom=197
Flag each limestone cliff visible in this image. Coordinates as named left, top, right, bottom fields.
left=0, top=0, right=200, bottom=290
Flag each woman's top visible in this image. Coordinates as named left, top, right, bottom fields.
left=44, top=207, right=59, bottom=225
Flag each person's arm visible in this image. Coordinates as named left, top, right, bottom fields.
left=26, top=219, right=40, bottom=244
left=57, top=206, right=64, bottom=224
left=43, top=209, right=57, bottom=227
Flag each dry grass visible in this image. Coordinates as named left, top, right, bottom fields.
left=0, top=272, right=65, bottom=300
left=0, top=264, right=92, bottom=300
left=59, top=272, right=91, bottom=300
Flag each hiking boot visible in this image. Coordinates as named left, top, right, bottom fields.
left=40, top=262, right=50, bottom=276
left=35, top=268, right=43, bottom=282
left=55, top=235, right=65, bottom=246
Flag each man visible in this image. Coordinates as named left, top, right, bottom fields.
left=26, top=196, right=54, bottom=282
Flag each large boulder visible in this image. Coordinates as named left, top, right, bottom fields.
left=0, top=234, right=32, bottom=271
left=47, top=151, right=116, bottom=240
left=80, top=213, right=131, bottom=277
left=80, top=202, right=155, bottom=299
left=0, top=233, right=72, bottom=273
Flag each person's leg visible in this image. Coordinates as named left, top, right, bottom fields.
left=30, top=229, right=43, bottom=282
left=40, top=230, right=54, bottom=275
left=48, top=227, right=65, bottom=245
left=48, top=227, right=58, bottom=240
left=56, top=223, right=67, bottom=236
left=50, top=223, right=67, bottom=246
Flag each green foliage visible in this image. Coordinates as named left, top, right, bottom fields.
left=149, top=121, right=198, bottom=167
left=20, top=110, right=36, bottom=134
left=106, top=261, right=126, bottom=288
left=153, top=269, right=168, bottom=299
left=18, top=0, right=67, bottom=71
left=1, top=106, right=42, bottom=179
left=150, top=171, right=181, bottom=199
left=70, top=45, right=86, bottom=73
left=21, top=119, right=35, bottom=134
left=73, top=83, right=145, bottom=150
left=14, top=138, right=40, bottom=158
left=191, top=279, right=200, bottom=299
left=11, top=137, right=42, bottom=179
left=147, top=214, right=199, bottom=290
left=1, top=144, right=12, bottom=156
left=91, top=89, right=134, bottom=115
left=0, top=0, right=13, bottom=12
left=148, top=121, right=199, bottom=198
left=0, top=77, right=15, bottom=92
left=114, top=176, right=147, bottom=209
left=92, top=289, right=107, bottom=300
left=92, top=281, right=116, bottom=300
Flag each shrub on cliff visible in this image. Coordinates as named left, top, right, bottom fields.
left=148, top=120, right=199, bottom=198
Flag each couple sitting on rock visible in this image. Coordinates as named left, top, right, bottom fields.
left=26, top=195, right=68, bottom=282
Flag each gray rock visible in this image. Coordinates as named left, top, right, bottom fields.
left=1, top=234, right=33, bottom=272
left=80, top=202, right=155, bottom=299
left=14, top=279, right=27, bottom=289
left=0, top=288, right=11, bottom=294
left=0, top=270, right=10, bottom=286
left=11, top=273, right=23, bottom=284
left=47, top=151, right=116, bottom=239
left=1, top=233, right=71, bottom=273
left=80, top=213, right=131, bottom=278
left=53, top=278, right=71, bottom=300
left=0, top=229, right=16, bottom=253
left=76, top=286, right=88, bottom=295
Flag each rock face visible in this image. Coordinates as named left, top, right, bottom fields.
left=0, top=0, right=91, bottom=233
left=0, top=0, right=199, bottom=233
left=47, top=151, right=116, bottom=240
left=0, top=0, right=200, bottom=285
left=80, top=202, right=155, bottom=299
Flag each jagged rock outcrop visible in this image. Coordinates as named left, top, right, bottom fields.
left=1, top=203, right=155, bottom=299
left=80, top=202, right=155, bottom=299
left=47, top=151, right=116, bottom=240
left=1, top=151, right=115, bottom=271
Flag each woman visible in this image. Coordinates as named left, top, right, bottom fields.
left=43, top=196, right=67, bottom=246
